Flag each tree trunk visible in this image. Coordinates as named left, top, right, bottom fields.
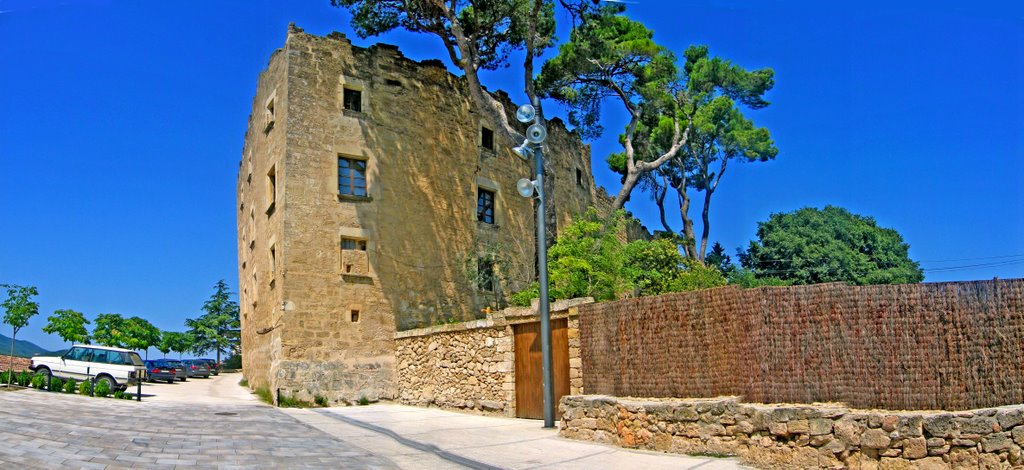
left=655, top=177, right=673, bottom=233
left=7, top=327, right=14, bottom=387
left=612, top=170, right=642, bottom=210
left=699, top=188, right=715, bottom=262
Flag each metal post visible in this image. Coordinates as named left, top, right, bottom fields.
left=534, top=144, right=555, bottom=429
left=137, top=376, right=142, bottom=402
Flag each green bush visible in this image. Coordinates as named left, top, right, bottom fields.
left=357, top=396, right=370, bottom=406
left=0, top=370, right=8, bottom=384
left=113, top=390, right=125, bottom=399
left=48, top=377, right=64, bottom=392
left=223, top=354, right=242, bottom=369
left=93, top=380, right=111, bottom=398
left=238, top=378, right=248, bottom=387
left=17, top=371, right=31, bottom=387
left=314, top=395, right=329, bottom=407
left=31, top=374, right=46, bottom=389
left=78, top=380, right=93, bottom=396
left=63, top=378, right=77, bottom=393
left=121, top=392, right=134, bottom=400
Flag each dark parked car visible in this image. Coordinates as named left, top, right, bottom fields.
left=183, top=359, right=211, bottom=378
left=163, top=359, right=188, bottom=382
left=196, top=358, right=220, bottom=376
left=144, top=359, right=179, bottom=383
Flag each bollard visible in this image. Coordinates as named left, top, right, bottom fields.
left=137, top=377, right=142, bottom=402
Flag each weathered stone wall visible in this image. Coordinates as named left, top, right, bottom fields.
left=395, top=299, right=589, bottom=416
left=561, top=395, right=1024, bottom=469
left=237, top=24, right=606, bottom=404
left=580, top=279, right=1024, bottom=410
left=0, top=355, right=32, bottom=372
left=237, top=37, right=289, bottom=395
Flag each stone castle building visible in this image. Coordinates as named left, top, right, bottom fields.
left=237, top=25, right=608, bottom=403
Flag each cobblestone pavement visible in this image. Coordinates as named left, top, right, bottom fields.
left=0, top=388, right=396, bottom=469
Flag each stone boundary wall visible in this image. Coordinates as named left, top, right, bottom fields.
left=0, top=355, right=32, bottom=372
left=395, top=298, right=590, bottom=416
left=561, top=395, right=1024, bottom=469
left=580, top=279, right=1024, bottom=410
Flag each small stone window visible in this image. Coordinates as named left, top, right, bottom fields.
left=350, top=310, right=360, bottom=323
left=576, top=168, right=584, bottom=186
left=266, top=165, right=277, bottom=214
left=343, top=88, right=362, bottom=112
left=264, top=96, right=276, bottom=133
left=481, top=127, right=494, bottom=151
left=269, top=244, right=277, bottom=273
left=477, top=258, right=496, bottom=292
left=341, top=237, right=369, bottom=275
left=338, top=156, right=368, bottom=198
left=477, top=188, right=495, bottom=224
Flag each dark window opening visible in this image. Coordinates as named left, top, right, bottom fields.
left=350, top=310, right=360, bottom=323
left=339, top=157, right=368, bottom=197
left=343, top=88, right=362, bottom=112
left=267, top=166, right=277, bottom=207
left=576, top=168, right=584, bottom=186
left=477, top=188, right=495, bottom=224
left=341, top=238, right=367, bottom=251
left=478, top=258, right=495, bottom=292
left=385, top=79, right=402, bottom=87
left=481, top=127, right=494, bottom=150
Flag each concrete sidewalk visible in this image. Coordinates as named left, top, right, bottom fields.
left=284, top=404, right=745, bottom=469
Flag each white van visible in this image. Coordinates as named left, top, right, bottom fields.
left=31, top=344, right=147, bottom=391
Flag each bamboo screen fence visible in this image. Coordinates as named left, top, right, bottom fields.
left=579, top=279, right=1024, bottom=410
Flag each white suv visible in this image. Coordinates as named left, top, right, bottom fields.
left=31, top=345, right=147, bottom=391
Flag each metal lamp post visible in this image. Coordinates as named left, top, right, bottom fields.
left=513, top=102, right=555, bottom=428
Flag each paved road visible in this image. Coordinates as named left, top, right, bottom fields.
left=0, top=373, right=743, bottom=469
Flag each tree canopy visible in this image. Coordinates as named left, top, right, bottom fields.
left=42, top=309, right=90, bottom=346
left=510, top=210, right=724, bottom=305
left=739, top=206, right=924, bottom=285
left=159, top=331, right=193, bottom=359
left=92, top=313, right=129, bottom=349
left=186, top=280, right=240, bottom=363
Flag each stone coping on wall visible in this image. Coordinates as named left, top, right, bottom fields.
left=394, top=297, right=593, bottom=339
left=560, top=395, right=1024, bottom=469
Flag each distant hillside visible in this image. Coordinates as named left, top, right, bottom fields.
left=0, top=333, right=58, bottom=357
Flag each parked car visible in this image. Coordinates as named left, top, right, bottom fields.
left=163, top=359, right=188, bottom=382
left=196, top=358, right=220, bottom=376
left=143, top=359, right=179, bottom=384
left=30, top=344, right=147, bottom=391
left=183, top=359, right=211, bottom=378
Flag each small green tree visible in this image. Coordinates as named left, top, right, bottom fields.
left=2, top=284, right=39, bottom=386
left=123, top=316, right=160, bottom=359
left=92, top=313, right=129, bottom=348
left=186, top=280, right=240, bottom=365
left=740, top=206, right=925, bottom=285
left=42, top=309, right=90, bottom=347
left=161, top=331, right=194, bottom=360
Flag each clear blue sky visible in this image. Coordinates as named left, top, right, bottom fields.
left=1, top=0, right=1021, bottom=351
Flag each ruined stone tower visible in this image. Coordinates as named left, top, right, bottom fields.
left=237, top=25, right=605, bottom=403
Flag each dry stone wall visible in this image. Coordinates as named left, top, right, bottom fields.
left=396, top=299, right=589, bottom=416
left=0, top=355, right=31, bottom=372
left=561, top=395, right=1024, bottom=469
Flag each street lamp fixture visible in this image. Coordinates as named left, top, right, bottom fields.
left=512, top=100, right=555, bottom=428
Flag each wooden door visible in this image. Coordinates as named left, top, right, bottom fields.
left=514, top=318, right=570, bottom=419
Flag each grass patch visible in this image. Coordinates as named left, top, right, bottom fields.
left=314, top=394, right=329, bottom=407
left=238, top=378, right=248, bottom=387
left=254, top=387, right=273, bottom=405
left=357, top=396, right=371, bottom=406
left=277, top=393, right=314, bottom=408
